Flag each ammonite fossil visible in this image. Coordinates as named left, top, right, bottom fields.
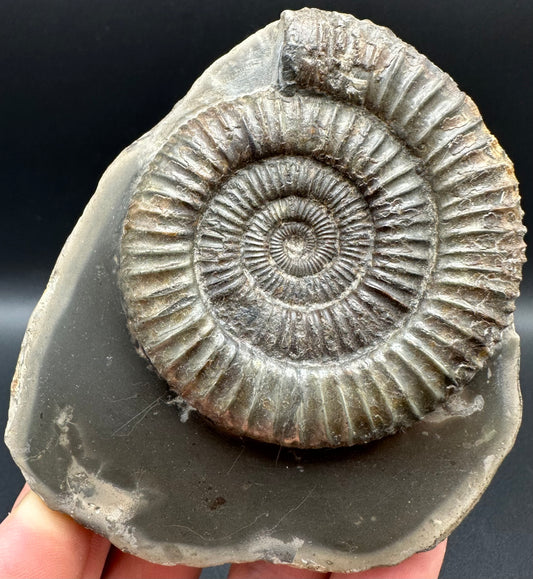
left=120, top=8, right=525, bottom=448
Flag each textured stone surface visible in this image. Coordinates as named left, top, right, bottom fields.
left=5, top=8, right=525, bottom=572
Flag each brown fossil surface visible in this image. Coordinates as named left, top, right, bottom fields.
left=120, top=8, right=525, bottom=448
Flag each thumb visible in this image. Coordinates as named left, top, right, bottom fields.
left=0, top=485, right=110, bottom=579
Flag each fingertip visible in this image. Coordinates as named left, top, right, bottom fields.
left=101, top=549, right=202, bottom=579
left=0, top=489, right=110, bottom=579
left=330, top=539, right=447, bottom=579
left=228, top=560, right=327, bottom=579
left=12, top=483, right=31, bottom=510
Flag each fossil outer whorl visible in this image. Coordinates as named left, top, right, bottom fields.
left=119, top=8, right=525, bottom=448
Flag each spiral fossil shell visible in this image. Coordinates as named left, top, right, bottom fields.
left=119, top=8, right=525, bottom=448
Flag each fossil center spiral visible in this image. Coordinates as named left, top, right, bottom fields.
left=244, top=195, right=340, bottom=279
left=278, top=228, right=309, bottom=261
left=194, top=152, right=407, bottom=363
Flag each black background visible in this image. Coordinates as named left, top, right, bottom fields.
left=1, top=1, right=532, bottom=578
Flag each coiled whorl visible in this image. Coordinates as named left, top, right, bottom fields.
left=120, top=9, right=525, bottom=448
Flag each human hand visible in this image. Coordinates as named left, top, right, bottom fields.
left=0, top=485, right=446, bottom=579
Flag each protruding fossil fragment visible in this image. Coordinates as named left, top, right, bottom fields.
left=120, top=8, right=525, bottom=448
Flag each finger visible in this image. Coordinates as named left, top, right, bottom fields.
left=0, top=488, right=111, bottom=579
left=330, top=540, right=447, bottom=579
left=102, top=549, right=202, bottom=579
left=228, top=560, right=328, bottom=579
left=12, top=483, right=31, bottom=509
